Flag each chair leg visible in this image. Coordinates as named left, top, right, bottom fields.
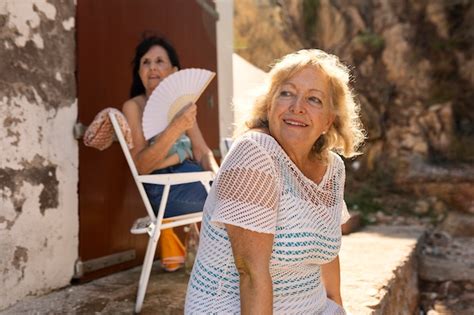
left=135, top=228, right=161, bottom=314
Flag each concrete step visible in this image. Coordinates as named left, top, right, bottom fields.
left=340, top=225, right=425, bottom=315
left=419, top=233, right=474, bottom=282
left=0, top=264, right=189, bottom=315
left=418, top=231, right=474, bottom=314
left=1, top=225, right=426, bottom=315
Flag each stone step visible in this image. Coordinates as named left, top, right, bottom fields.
left=419, top=230, right=474, bottom=314
left=340, top=225, right=425, bottom=315
left=418, top=232, right=474, bottom=282
left=420, top=280, right=474, bottom=315
left=1, top=225, right=426, bottom=315
left=440, top=211, right=474, bottom=237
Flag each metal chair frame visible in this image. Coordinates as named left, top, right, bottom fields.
left=109, top=112, right=214, bottom=313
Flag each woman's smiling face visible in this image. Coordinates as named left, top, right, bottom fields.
left=268, top=66, right=335, bottom=156
left=139, top=45, right=177, bottom=96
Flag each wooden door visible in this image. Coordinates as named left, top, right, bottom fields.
left=77, top=0, right=219, bottom=281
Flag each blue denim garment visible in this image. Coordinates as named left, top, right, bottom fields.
left=143, top=159, right=208, bottom=218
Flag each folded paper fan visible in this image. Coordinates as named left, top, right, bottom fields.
left=142, top=68, right=216, bottom=140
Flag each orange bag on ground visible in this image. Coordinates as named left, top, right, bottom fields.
left=159, top=228, right=185, bottom=272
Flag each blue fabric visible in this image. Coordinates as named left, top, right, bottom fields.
left=149, top=134, right=194, bottom=163
left=143, top=159, right=208, bottom=218
left=169, top=135, right=194, bottom=163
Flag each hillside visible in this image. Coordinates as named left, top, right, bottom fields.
left=234, top=0, right=474, bottom=221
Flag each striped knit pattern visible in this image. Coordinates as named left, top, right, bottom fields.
left=185, top=132, right=349, bottom=314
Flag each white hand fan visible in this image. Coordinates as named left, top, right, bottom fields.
left=142, top=68, right=216, bottom=140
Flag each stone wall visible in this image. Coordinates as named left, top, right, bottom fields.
left=0, top=0, right=78, bottom=310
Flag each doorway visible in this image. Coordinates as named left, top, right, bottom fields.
left=76, top=0, right=219, bottom=281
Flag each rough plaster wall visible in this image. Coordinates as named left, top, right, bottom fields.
left=0, top=0, right=77, bottom=310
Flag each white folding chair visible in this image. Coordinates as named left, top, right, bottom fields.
left=220, top=137, right=234, bottom=160
left=109, top=112, right=214, bottom=313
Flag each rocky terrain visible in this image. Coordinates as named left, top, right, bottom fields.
left=418, top=227, right=474, bottom=315
left=235, top=0, right=473, bottom=217
left=235, top=1, right=474, bottom=313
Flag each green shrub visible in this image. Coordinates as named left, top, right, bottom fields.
left=355, top=31, right=385, bottom=51
left=303, top=0, right=320, bottom=40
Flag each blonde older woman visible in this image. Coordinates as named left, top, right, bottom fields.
left=185, top=49, right=364, bottom=314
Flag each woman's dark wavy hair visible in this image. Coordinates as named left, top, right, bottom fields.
left=129, top=34, right=181, bottom=98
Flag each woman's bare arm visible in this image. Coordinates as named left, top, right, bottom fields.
left=321, top=255, right=343, bottom=306
left=122, top=99, right=196, bottom=174
left=226, top=224, right=274, bottom=315
left=187, top=122, right=219, bottom=173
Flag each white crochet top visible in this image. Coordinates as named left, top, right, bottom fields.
left=185, top=131, right=349, bottom=314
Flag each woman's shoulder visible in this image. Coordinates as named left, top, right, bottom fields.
left=227, top=130, right=279, bottom=158
left=122, top=95, right=146, bottom=113
left=223, top=130, right=278, bottom=166
left=238, top=129, right=279, bottom=149
left=328, top=150, right=345, bottom=171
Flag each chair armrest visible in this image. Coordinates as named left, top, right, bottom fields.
left=137, top=171, right=215, bottom=185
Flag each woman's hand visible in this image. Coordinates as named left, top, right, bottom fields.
left=186, top=121, right=219, bottom=173
left=170, top=103, right=197, bottom=134
left=199, top=150, right=219, bottom=174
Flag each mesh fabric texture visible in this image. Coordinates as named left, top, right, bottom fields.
left=185, top=132, right=349, bottom=314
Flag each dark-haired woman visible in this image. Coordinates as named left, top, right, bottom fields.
left=122, top=35, right=218, bottom=271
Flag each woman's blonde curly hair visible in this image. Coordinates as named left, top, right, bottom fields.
left=239, top=49, right=365, bottom=159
